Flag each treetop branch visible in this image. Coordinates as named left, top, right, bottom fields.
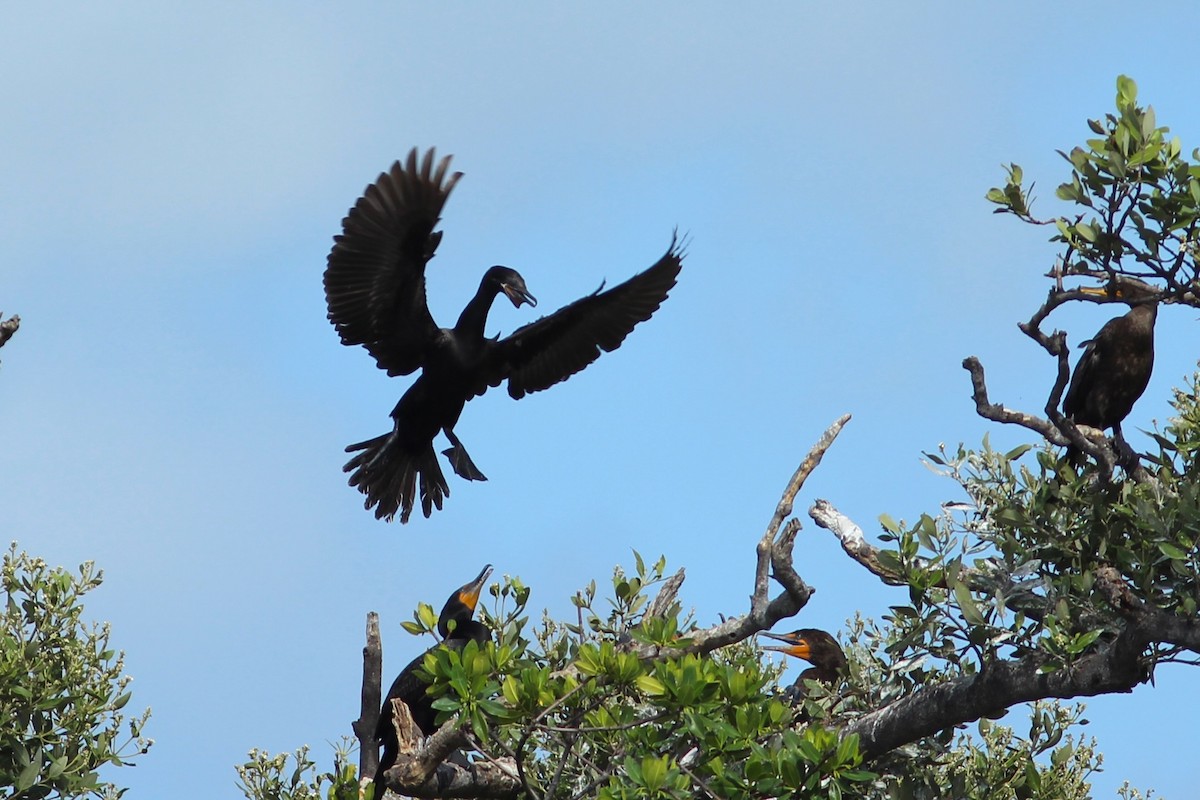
left=0, top=313, right=18, bottom=350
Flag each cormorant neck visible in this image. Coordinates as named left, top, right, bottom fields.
left=455, top=278, right=502, bottom=338
left=1130, top=301, right=1158, bottom=327
left=444, top=619, right=489, bottom=644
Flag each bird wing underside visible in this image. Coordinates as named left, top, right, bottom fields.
left=473, top=235, right=684, bottom=400
left=324, top=148, right=462, bottom=376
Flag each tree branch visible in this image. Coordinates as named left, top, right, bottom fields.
left=381, top=709, right=520, bottom=799
left=645, top=568, right=685, bottom=621
left=667, top=415, right=850, bottom=656
left=809, top=500, right=906, bottom=587
left=1095, top=566, right=1200, bottom=654
left=354, top=612, right=382, bottom=781
left=0, top=313, right=18, bottom=351
left=809, top=500, right=1059, bottom=624
left=846, top=623, right=1150, bottom=758
left=961, top=356, right=1070, bottom=447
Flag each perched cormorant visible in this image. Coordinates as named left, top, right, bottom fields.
left=324, top=148, right=684, bottom=522
left=372, top=565, right=493, bottom=800
left=760, top=628, right=847, bottom=704
left=1063, top=277, right=1161, bottom=456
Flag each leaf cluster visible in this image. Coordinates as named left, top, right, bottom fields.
left=402, top=555, right=874, bottom=800
left=988, top=75, right=1200, bottom=294
left=234, top=740, right=359, bottom=800
left=0, top=543, right=152, bottom=799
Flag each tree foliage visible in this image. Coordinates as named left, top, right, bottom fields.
left=1, top=544, right=151, bottom=799
left=243, top=75, right=1199, bottom=800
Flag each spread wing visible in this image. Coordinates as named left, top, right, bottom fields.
left=324, top=148, right=462, bottom=376
left=477, top=235, right=684, bottom=400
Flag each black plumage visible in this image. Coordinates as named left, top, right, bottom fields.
left=372, top=565, right=493, bottom=800
left=760, top=628, right=847, bottom=705
left=324, top=148, right=684, bottom=522
left=1063, top=278, right=1160, bottom=455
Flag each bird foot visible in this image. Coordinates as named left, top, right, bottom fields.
left=442, top=445, right=488, bottom=482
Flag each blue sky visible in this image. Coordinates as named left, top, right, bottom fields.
left=2, top=3, right=1198, bottom=797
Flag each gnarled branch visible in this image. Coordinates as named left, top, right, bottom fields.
left=846, top=621, right=1150, bottom=758
left=0, top=313, right=18, bottom=350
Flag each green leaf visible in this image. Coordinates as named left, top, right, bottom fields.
left=954, top=582, right=986, bottom=625
left=636, top=675, right=666, bottom=697
left=640, top=756, right=666, bottom=792
left=1158, top=542, right=1187, bottom=560
left=1116, top=75, right=1138, bottom=107
left=430, top=696, right=459, bottom=712
left=16, top=758, right=40, bottom=792
left=1004, top=443, right=1033, bottom=460
left=416, top=602, right=437, bottom=631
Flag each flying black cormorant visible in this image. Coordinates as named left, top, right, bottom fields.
left=1063, top=277, right=1161, bottom=457
left=372, top=565, right=493, bottom=800
left=324, top=148, right=683, bottom=522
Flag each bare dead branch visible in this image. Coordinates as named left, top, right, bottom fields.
left=809, top=500, right=906, bottom=587
left=387, top=755, right=521, bottom=799
left=646, top=568, right=685, bottom=620
left=961, top=357, right=1069, bottom=446
left=667, top=416, right=851, bottom=656
left=354, top=612, right=382, bottom=781
left=962, top=355, right=1127, bottom=478
left=764, top=414, right=853, bottom=542
left=390, top=699, right=423, bottom=754
left=381, top=713, right=521, bottom=799
left=753, top=414, right=851, bottom=616
left=0, top=314, right=18, bottom=350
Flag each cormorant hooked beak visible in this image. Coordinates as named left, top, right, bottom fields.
left=760, top=631, right=813, bottom=661
left=1077, top=277, right=1161, bottom=305
left=501, top=282, right=537, bottom=309
left=457, top=564, right=494, bottom=612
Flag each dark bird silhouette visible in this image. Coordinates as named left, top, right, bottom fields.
left=1063, top=277, right=1161, bottom=458
left=324, top=148, right=684, bottom=522
left=760, top=628, right=847, bottom=705
left=372, top=564, right=493, bottom=800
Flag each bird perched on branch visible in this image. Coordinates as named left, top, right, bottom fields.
left=324, top=148, right=684, bottom=522
left=1063, top=277, right=1161, bottom=459
left=760, top=628, right=847, bottom=705
left=372, top=565, right=493, bottom=800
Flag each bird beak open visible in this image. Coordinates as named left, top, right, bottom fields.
left=457, top=564, right=494, bottom=612
left=760, top=631, right=812, bottom=661
left=502, top=283, right=537, bottom=309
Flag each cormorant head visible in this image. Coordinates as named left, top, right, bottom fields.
left=760, top=628, right=847, bottom=673
left=437, top=564, right=494, bottom=637
left=485, top=266, right=537, bottom=309
left=1079, top=276, right=1160, bottom=307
